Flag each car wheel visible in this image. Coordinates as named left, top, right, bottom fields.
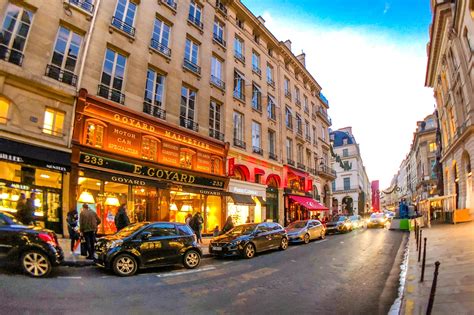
left=21, top=250, right=52, bottom=278
left=303, top=233, right=310, bottom=244
left=280, top=237, right=289, bottom=250
left=112, top=253, right=138, bottom=277
left=320, top=230, right=326, bottom=240
left=183, top=250, right=201, bottom=269
left=243, top=243, right=256, bottom=259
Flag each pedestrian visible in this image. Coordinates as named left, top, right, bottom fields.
left=185, top=213, right=193, bottom=226
left=66, top=208, right=79, bottom=253
left=79, top=203, right=101, bottom=260
left=23, top=192, right=36, bottom=225
left=212, top=226, right=219, bottom=237
left=114, top=203, right=130, bottom=232
left=15, top=193, right=27, bottom=224
left=190, top=212, right=203, bottom=244
left=245, top=216, right=251, bottom=223
left=222, top=216, right=234, bottom=234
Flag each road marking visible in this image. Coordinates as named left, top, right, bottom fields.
left=156, top=266, right=216, bottom=278
left=58, top=276, right=82, bottom=279
left=291, top=260, right=296, bottom=262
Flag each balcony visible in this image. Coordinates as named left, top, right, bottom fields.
left=188, top=14, right=203, bottom=30
left=233, top=90, right=245, bottom=102
left=317, top=106, right=332, bottom=125
left=143, top=101, right=166, bottom=120
left=295, top=99, right=301, bottom=107
left=216, top=0, right=227, bottom=16
left=68, top=0, right=94, bottom=13
left=150, top=38, right=171, bottom=57
left=269, top=152, right=278, bottom=161
left=0, top=46, right=23, bottom=66
left=333, top=186, right=359, bottom=193
left=253, top=146, right=263, bottom=155
left=180, top=116, right=199, bottom=132
left=311, top=113, right=317, bottom=121
left=296, top=129, right=304, bottom=139
left=210, top=75, right=225, bottom=90
left=234, top=51, right=245, bottom=64
left=297, top=162, right=306, bottom=171
left=287, top=159, right=295, bottom=166
left=213, top=33, right=226, bottom=47
left=159, top=0, right=177, bottom=11
left=319, top=91, right=329, bottom=106
left=252, top=65, right=261, bottom=76
left=111, top=17, right=135, bottom=37
left=183, top=58, right=201, bottom=75
left=97, top=84, right=125, bottom=104
left=209, top=128, right=225, bottom=141
left=45, top=65, right=77, bottom=86
left=285, top=91, right=292, bottom=100
left=234, top=138, right=246, bottom=149
left=305, top=135, right=311, bottom=143
left=316, top=165, right=337, bottom=180
left=308, top=167, right=316, bottom=175
left=267, top=78, right=275, bottom=88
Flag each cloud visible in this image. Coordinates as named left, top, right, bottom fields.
left=383, top=2, right=391, bottom=14
left=261, top=12, right=434, bottom=188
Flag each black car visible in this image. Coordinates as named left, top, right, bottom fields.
left=94, top=222, right=202, bottom=276
left=325, top=216, right=353, bottom=234
left=0, top=211, right=64, bottom=277
left=209, top=222, right=288, bottom=259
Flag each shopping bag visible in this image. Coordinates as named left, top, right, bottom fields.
left=73, top=239, right=81, bottom=252
left=80, top=237, right=87, bottom=256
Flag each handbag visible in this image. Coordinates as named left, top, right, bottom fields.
left=80, top=236, right=87, bottom=257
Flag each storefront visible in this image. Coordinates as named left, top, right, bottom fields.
left=226, top=179, right=266, bottom=225
left=0, top=138, right=70, bottom=233
left=71, top=90, right=228, bottom=235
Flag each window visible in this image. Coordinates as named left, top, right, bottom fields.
left=306, top=149, right=312, bottom=167
left=0, top=3, right=34, bottom=66
left=343, top=148, right=349, bottom=157
left=252, top=121, right=261, bottom=151
left=286, top=138, right=293, bottom=160
left=252, top=51, right=260, bottom=74
left=188, top=0, right=203, bottom=28
left=321, top=126, right=326, bottom=140
left=0, top=98, right=9, bottom=124
left=266, top=64, right=274, bottom=85
left=252, top=83, right=261, bottom=111
left=285, top=107, right=293, bottom=129
left=47, top=26, right=82, bottom=86
left=430, top=159, right=436, bottom=179
left=303, top=95, right=309, bottom=112
left=236, top=18, right=244, bottom=29
left=429, top=142, right=437, bottom=153
left=332, top=180, right=336, bottom=192
left=151, top=18, right=171, bottom=56
left=296, top=114, right=302, bottom=134
left=112, top=0, right=137, bottom=36
left=211, top=56, right=224, bottom=89
left=213, top=19, right=225, bottom=45
left=180, top=86, right=197, bottom=130
left=143, top=68, right=165, bottom=119
left=69, top=0, right=95, bottom=13
left=99, top=48, right=127, bottom=104
left=234, top=36, right=244, bottom=62
left=209, top=100, right=222, bottom=139
left=448, top=107, right=456, bottom=137
left=253, top=32, right=259, bottom=44
left=304, top=120, right=310, bottom=140
left=268, top=129, right=276, bottom=156
left=233, top=70, right=245, bottom=100
left=297, top=144, right=303, bottom=164
left=85, top=121, right=105, bottom=148
left=180, top=149, right=194, bottom=169
left=312, top=126, right=317, bottom=144
left=295, top=87, right=301, bottom=104
left=284, top=78, right=290, bottom=97
left=233, top=111, right=244, bottom=142
left=184, top=38, right=200, bottom=73
left=145, top=223, right=178, bottom=237
left=311, top=102, right=316, bottom=116
left=42, top=108, right=65, bottom=136
left=141, top=137, right=158, bottom=161
left=267, top=95, right=276, bottom=120
left=211, top=157, right=221, bottom=174
left=343, top=177, right=351, bottom=190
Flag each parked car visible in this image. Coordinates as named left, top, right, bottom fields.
left=94, top=222, right=201, bottom=276
left=0, top=211, right=63, bottom=277
left=325, top=216, right=353, bottom=234
left=367, top=213, right=389, bottom=228
left=286, top=220, right=326, bottom=244
left=349, top=215, right=364, bottom=229
left=209, top=222, right=288, bottom=259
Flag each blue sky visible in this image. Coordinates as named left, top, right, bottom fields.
left=241, top=1, right=435, bottom=188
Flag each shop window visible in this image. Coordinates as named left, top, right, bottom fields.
left=85, top=120, right=105, bottom=148
left=0, top=97, right=10, bottom=124
left=35, top=169, right=62, bottom=189
left=179, top=148, right=195, bottom=169
left=0, top=161, right=21, bottom=182
left=42, top=108, right=65, bottom=136
left=255, top=173, right=262, bottom=184
left=141, top=136, right=158, bottom=161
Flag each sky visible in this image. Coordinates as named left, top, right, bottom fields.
left=242, top=0, right=435, bottom=189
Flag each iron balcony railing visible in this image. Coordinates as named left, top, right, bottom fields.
left=234, top=51, right=245, bottom=63
left=287, top=159, right=295, bottom=166
left=188, top=14, right=203, bottom=29
left=233, top=90, right=245, bottom=102
left=308, top=167, right=316, bottom=175
left=213, top=33, right=226, bottom=47
left=210, top=75, right=225, bottom=90
left=161, top=0, right=177, bottom=11
left=45, top=64, right=77, bottom=86
left=69, top=0, right=94, bottom=13
left=216, top=0, right=228, bottom=15
left=234, top=138, right=246, bottom=149
left=297, top=162, right=306, bottom=170
left=143, top=101, right=166, bottom=120
left=305, top=135, right=311, bottom=142
left=267, top=78, right=275, bottom=88
left=296, top=129, right=303, bottom=137
left=183, top=58, right=201, bottom=75
left=253, top=146, right=263, bottom=155
left=252, top=65, right=261, bottom=76
left=252, top=100, right=262, bottom=112
left=150, top=38, right=171, bottom=57
left=209, top=128, right=224, bottom=141
left=111, top=17, right=135, bottom=37
left=269, top=152, right=278, bottom=161
left=317, top=164, right=337, bottom=178
left=317, top=106, right=332, bottom=125
left=295, top=99, right=302, bottom=107
left=180, top=116, right=199, bottom=132
left=0, top=46, right=23, bottom=66
left=97, top=84, right=125, bottom=104
left=285, top=91, right=292, bottom=100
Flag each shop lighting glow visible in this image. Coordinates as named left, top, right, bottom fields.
left=0, top=193, right=9, bottom=200
left=181, top=205, right=193, bottom=212
left=11, top=194, right=19, bottom=201
left=170, top=203, right=178, bottom=211
left=78, top=191, right=95, bottom=203
left=34, top=198, right=41, bottom=207
left=40, top=174, right=50, bottom=179
left=78, top=177, right=86, bottom=185
left=34, top=211, right=44, bottom=217
left=105, top=196, right=120, bottom=206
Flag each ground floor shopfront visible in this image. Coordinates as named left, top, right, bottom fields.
left=226, top=179, right=267, bottom=226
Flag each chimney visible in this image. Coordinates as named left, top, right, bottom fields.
left=296, top=51, right=306, bottom=67
left=284, top=40, right=292, bottom=51
left=257, top=16, right=265, bottom=24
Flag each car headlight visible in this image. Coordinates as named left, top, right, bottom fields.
left=106, top=240, right=123, bottom=250
left=230, top=240, right=243, bottom=247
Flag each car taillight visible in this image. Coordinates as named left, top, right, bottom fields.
left=38, top=233, right=57, bottom=246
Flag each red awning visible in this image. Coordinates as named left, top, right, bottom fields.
left=287, top=167, right=307, bottom=178
left=289, top=195, right=329, bottom=211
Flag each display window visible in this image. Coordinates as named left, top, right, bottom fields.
left=227, top=203, right=250, bottom=226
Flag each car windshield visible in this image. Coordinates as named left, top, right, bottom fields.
left=337, top=216, right=347, bottom=221
left=115, top=223, right=149, bottom=238
left=287, top=221, right=307, bottom=229
left=228, top=224, right=257, bottom=235
left=370, top=213, right=385, bottom=219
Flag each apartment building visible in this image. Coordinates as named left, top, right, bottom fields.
left=0, top=0, right=333, bottom=234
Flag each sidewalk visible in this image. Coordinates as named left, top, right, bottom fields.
left=58, top=236, right=212, bottom=266
left=400, top=221, right=474, bottom=315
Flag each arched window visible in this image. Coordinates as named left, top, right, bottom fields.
left=141, top=136, right=159, bottom=161
left=210, top=156, right=222, bottom=175
left=84, top=119, right=106, bottom=148
left=233, top=167, right=245, bottom=180
left=179, top=148, right=196, bottom=169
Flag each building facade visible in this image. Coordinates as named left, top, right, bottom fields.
left=425, top=0, right=474, bottom=218
left=330, top=127, right=371, bottom=216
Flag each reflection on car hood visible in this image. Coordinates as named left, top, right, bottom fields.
left=99, top=234, right=124, bottom=242
left=326, top=221, right=342, bottom=227
left=286, top=228, right=304, bottom=234
left=212, top=234, right=247, bottom=243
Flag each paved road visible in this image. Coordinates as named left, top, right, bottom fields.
left=0, top=228, right=406, bottom=315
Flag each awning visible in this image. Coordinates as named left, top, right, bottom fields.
left=228, top=193, right=256, bottom=206
left=287, top=167, right=307, bottom=178
left=288, top=195, right=328, bottom=211
left=255, top=196, right=266, bottom=206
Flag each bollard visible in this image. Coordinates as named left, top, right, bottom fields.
left=416, top=225, right=419, bottom=250
left=418, top=230, right=423, bottom=261
left=420, top=237, right=427, bottom=282
left=426, top=261, right=441, bottom=315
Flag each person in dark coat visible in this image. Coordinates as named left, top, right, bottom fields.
left=114, top=203, right=130, bottom=232
left=23, top=192, right=36, bottom=225
left=222, top=216, right=234, bottom=234
left=190, top=212, right=204, bottom=244
left=15, top=193, right=27, bottom=224
left=66, top=209, right=79, bottom=253
left=79, top=203, right=101, bottom=260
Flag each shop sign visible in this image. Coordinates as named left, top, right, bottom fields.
left=107, top=126, right=140, bottom=158
left=284, top=188, right=312, bottom=197
left=160, top=141, right=180, bottom=166
left=0, top=153, right=24, bottom=163
left=228, top=158, right=235, bottom=176
left=162, top=131, right=210, bottom=150
left=6, top=183, right=30, bottom=190
left=0, top=153, right=69, bottom=172
left=196, top=152, right=211, bottom=173
left=112, top=113, right=156, bottom=133
left=79, top=152, right=225, bottom=189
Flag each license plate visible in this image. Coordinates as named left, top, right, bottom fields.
left=212, top=246, right=222, bottom=251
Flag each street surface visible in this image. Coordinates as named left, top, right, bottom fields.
left=0, top=228, right=406, bottom=315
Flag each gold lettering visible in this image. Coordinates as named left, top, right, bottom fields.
left=188, top=175, right=195, bottom=184
left=147, top=168, right=156, bottom=177
left=171, top=173, right=180, bottom=181
left=181, top=174, right=188, bottom=182
left=114, top=114, right=120, bottom=121
left=133, top=165, right=143, bottom=175
left=156, top=170, right=164, bottom=178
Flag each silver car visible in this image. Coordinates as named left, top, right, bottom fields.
left=285, top=220, right=326, bottom=244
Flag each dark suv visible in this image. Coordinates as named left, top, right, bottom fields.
left=94, top=222, right=202, bottom=276
left=0, top=211, right=64, bottom=277
left=209, top=222, right=288, bottom=259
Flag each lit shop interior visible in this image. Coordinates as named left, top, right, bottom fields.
left=0, top=161, right=63, bottom=232
left=226, top=195, right=265, bottom=225
left=77, top=175, right=222, bottom=235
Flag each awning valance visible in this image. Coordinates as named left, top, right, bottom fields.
left=255, top=196, right=266, bottom=206
left=289, top=195, right=328, bottom=211
left=228, top=193, right=256, bottom=206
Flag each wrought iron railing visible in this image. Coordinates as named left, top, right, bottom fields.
left=183, top=58, right=201, bottom=74
left=297, top=162, right=306, bottom=170
left=269, top=152, right=278, bottom=161
left=111, top=17, right=135, bottom=37
left=253, top=146, right=263, bottom=155
left=143, top=101, right=166, bottom=120
left=180, top=116, right=199, bottom=132
left=45, top=64, right=77, bottom=86
left=150, top=38, right=171, bottom=57
left=267, top=78, right=275, bottom=88
left=0, top=46, right=23, bottom=66
left=234, top=51, right=245, bottom=63
left=233, top=90, right=245, bottom=102
left=213, top=33, right=226, bottom=47
left=210, top=75, right=225, bottom=90
left=234, top=138, right=246, bottom=149
left=69, top=0, right=94, bottom=13
left=252, top=65, right=261, bottom=76
left=287, top=159, right=295, bottom=166
left=216, top=0, right=227, bottom=15
left=209, top=128, right=225, bottom=141
left=188, top=14, right=203, bottom=29
left=97, top=84, right=125, bottom=104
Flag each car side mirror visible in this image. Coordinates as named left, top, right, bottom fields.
left=140, top=231, right=152, bottom=240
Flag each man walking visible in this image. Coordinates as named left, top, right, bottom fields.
left=79, top=204, right=101, bottom=260
left=114, top=203, right=130, bottom=232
